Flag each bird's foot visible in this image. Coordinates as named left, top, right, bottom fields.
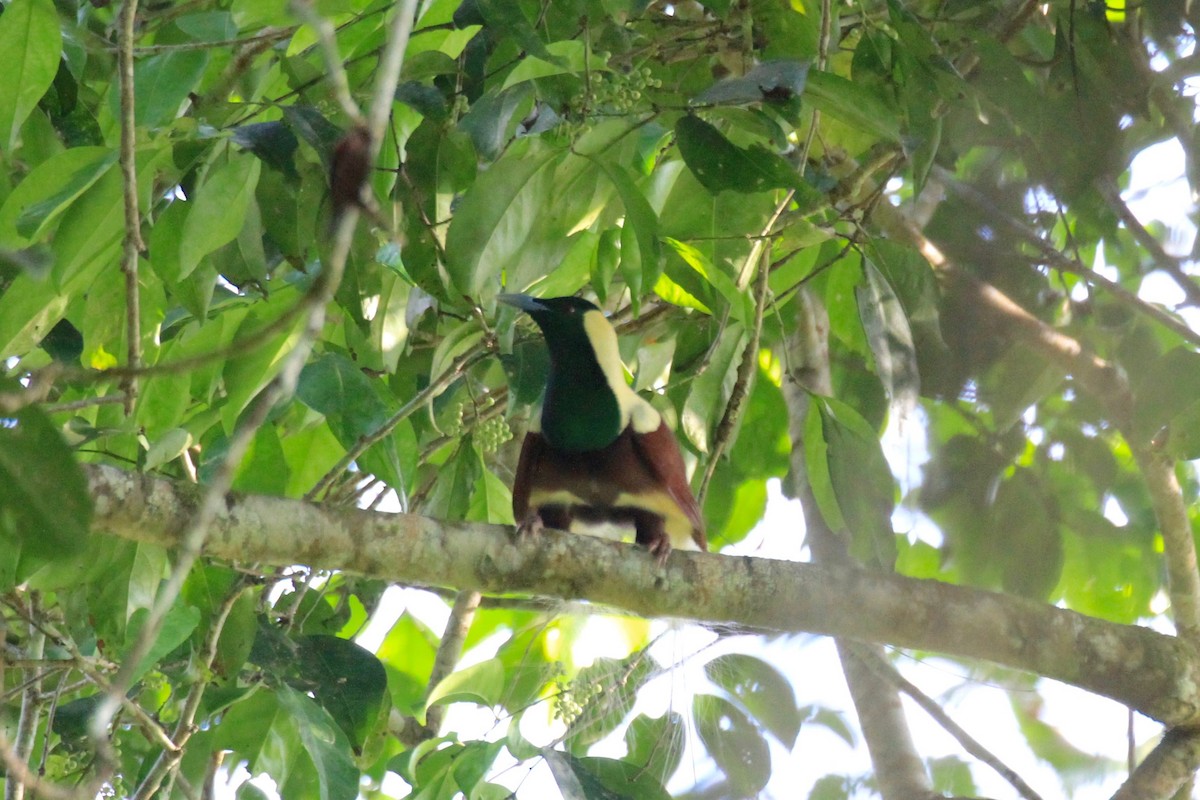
left=514, top=512, right=545, bottom=541
left=646, top=535, right=672, bottom=568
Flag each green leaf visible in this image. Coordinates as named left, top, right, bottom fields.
left=675, top=115, right=801, bottom=194
left=543, top=751, right=671, bottom=800
left=219, top=294, right=306, bottom=432
left=803, top=70, right=902, bottom=142
left=501, top=40, right=602, bottom=91
left=143, top=427, right=193, bottom=471
left=663, top=237, right=750, bottom=323
left=233, top=424, right=290, bottom=495
left=704, top=653, right=802, bottom=747
left=0, top=146, right=114, bottom=248
left=0, top=0, right=61, bottom=149
left=0, top=403, right=91, bottom=558
left=857, top=260, right=919, bottom=413
left=681, top=322, right=747, bottom=453
left=119, top=49, right=209, bottom=128
left=297, top=353, right=404, bottom=490
left=623, top=712, right=685, bottom=782
left=425, top=657, right=505, bottom=712
left=15, top=150, right=118, bottom=241
left=806, top=395, right=896, bottom=568
left=179, top=153, right=263, bottom=281
left=595, top=160, right=661, bottom=296
left=693, top=693, right=771, bottom=796
left=297, top=634, right=388, bottom=753
left=49, top=161, right=126, bottom=287
left=444, top=145, right=558, bottom=296
left=123, top=602, right=201, bottom=684
left=995, top=470, right=1063, bottom=601
left=276, top=686, right=361, bottom=800
left=232, top=121, right=300, bottom=178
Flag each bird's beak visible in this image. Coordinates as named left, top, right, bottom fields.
left=497, top=293, right=548, bottom=313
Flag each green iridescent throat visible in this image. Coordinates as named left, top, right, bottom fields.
left=537, top=322, right=622, bottom=453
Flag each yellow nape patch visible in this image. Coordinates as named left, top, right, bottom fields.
left=582, top=309, right=661, bottom=433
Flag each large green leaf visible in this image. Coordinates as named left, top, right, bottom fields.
left=543, top=751, right=671, bottom=800
left=693, top=693, right=771, bottom=796
left=0, top=403, right=90, bottom=558
left=178, top=153, right=263, bottom=281
left=425, top=657, right=505, bottom=712
left=0, top=0, right=61, bottom=148
left=116, top=49, right=209, bottom=128
left=277, top=687, right=362, bottom=800
left=296, top=634, right=388, bottom=754
left=297, top=353, right=404, bottom=491
left=805, top=395, right=896, bottom=568
left=704, top=653, right=802, bottom=747
left=0, top=146, right=114, bottom=248
left=675, top=115, right=801, bottom=194
left=444, top=143, right=558, bottom=296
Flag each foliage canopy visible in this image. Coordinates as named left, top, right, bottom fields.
left=3, top=0, right=1200, bottom=798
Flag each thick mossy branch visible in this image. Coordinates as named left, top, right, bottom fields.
left=86, top=463, right=1200, bottom=728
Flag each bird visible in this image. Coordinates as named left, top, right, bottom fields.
left=328, top=124, right=371, bottom=223
left=498, top=293, right=707, bottom=564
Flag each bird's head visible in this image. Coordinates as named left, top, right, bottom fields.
left=499, top=293, right=635, bottom=450
left=498, top=294, right=612, bottom=366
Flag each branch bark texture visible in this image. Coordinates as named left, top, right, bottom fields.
left=84, top=463, right=1200, bottom=728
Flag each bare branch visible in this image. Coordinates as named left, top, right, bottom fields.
left=847, top=643, right=1045, bottom=800
left=83, top=463, right=1200, bottom=728
left=782, top=288, right=934, bottom=800
left=396, top=590, right=483, bottom=746
left=1112, top=728, right=1200, bottom=800
left=6, top=601, right=45, bottom=800
left=118, top=0, right=143, bottom=416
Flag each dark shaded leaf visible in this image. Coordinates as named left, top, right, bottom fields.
left=0, top=403, right=91, bottom=558
left=675, top=115, right=800, bottom=194
left=232, top=121, right=300, bottom=178
left=693, top=693, right=771, bottom=796
left=297, top=634, right=388, bottom=753
left=694, top=60, right=812, bottom=106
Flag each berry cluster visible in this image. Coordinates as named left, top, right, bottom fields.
left=576, top=66, right=662, bottom=115
left=554, top=677, right=605, bottom=726
left=476, top=415, right=513, bottom=453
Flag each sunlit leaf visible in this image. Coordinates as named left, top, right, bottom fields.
left=0, top=0, right=61, bottom=148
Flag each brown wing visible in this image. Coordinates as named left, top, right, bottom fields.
left=511, top=431, right=546, bottom=522
left=630, top=421, right=707, bottom=550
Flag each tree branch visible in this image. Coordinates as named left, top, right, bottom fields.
left=1111, top=728, right=1200, bottom=800
left=83, top=462, right=1200, bottom=728
left=870, top=195, right=1200, bottom=642
left=782, top=289, right=935, bottom=800
left=118, top=0, right=143, bottom=416
left=846, top=642, right=1044, bottom=800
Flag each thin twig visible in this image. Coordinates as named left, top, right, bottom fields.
left=6, top=598, right=45, bottom=800
left=132, top=581, right=249, bottom=800
left=697, top=187, right=794, bottom=504
left=1096, top=178, right=1200, bottom=308
left=118, top=0, right=143, bottom=416
left=397, top=590, right=483, bottom=746
left=937, top=170, right=1200, bottom=349
left=291, top=0, right=364, bottom=123
left=91, top=0, right=423, bottom=755
left=848, top=643, right=1045, bottom=800
left=305, top=346, right=492, bottom=501
left=40, top=395, right=126, bottom=415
